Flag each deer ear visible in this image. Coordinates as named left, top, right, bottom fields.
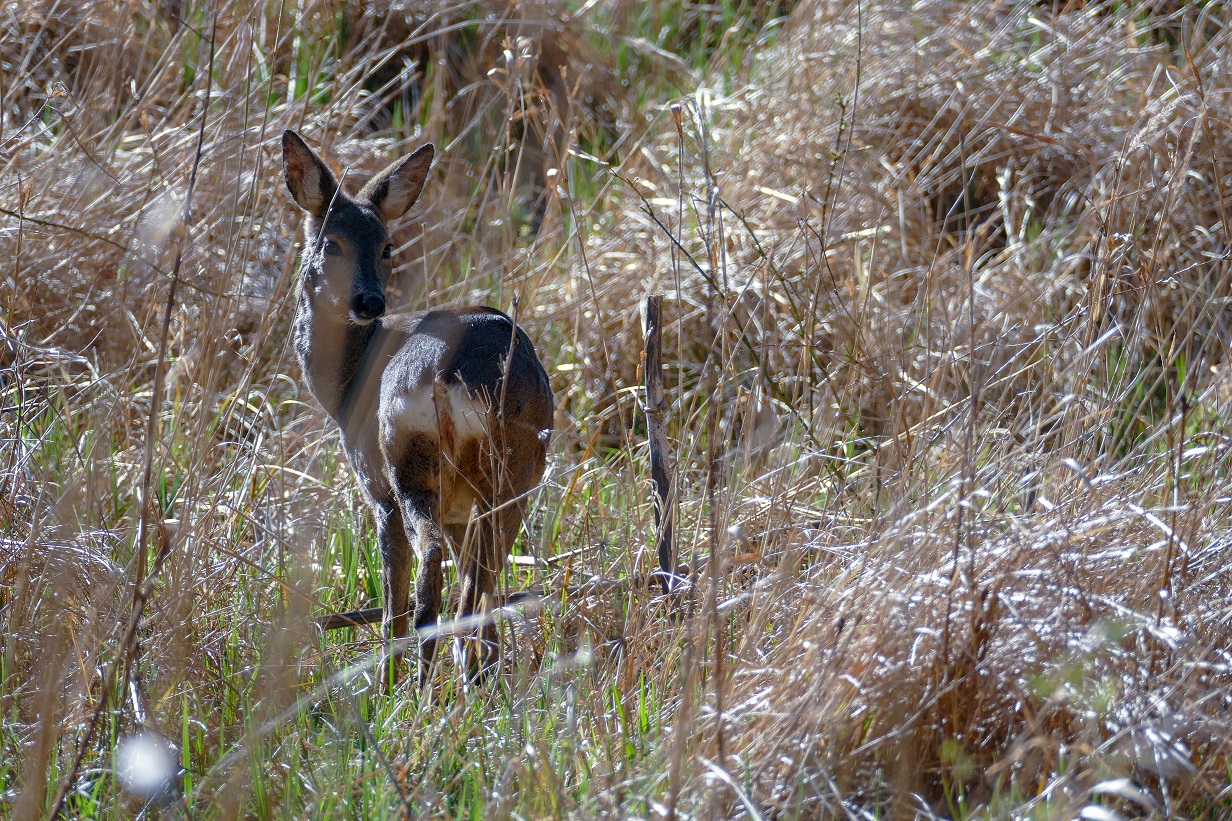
left=360, top=143, right=434, bottom=221
left=282, top=130, right=339, bottom=218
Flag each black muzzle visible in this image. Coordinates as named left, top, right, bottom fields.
left=350, top=292, right=386, bottom=324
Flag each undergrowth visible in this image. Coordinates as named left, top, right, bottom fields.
left=4, top=0, right=1232, bottom=818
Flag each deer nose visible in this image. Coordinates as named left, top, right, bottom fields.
left=350, top=292, right=386, bottom=323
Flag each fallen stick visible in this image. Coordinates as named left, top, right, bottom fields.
left=313, top=576, right=652, bottom=631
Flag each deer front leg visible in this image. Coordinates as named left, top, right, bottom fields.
left=374, top=503, right=412, bottom=692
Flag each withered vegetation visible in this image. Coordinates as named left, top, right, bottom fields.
left=4, top=0, right=1232, bottom=817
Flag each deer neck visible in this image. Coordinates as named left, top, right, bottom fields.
left=293, top=294, right=379, bottom=429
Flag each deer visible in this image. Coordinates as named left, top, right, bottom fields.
left=280, top=130, right=554, bottom=688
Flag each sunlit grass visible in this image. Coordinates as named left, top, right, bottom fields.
left=5, top=0, right=1232, bottom=817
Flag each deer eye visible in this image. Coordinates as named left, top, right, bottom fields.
left=381, top=243, right=394, bottom=259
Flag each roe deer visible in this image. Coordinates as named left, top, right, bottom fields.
left=281, top=130, right=553, bottom=687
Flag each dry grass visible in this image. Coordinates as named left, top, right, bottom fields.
left=4, top=0, right=1232, bottom=817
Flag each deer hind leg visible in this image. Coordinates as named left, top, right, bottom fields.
left=382, top=430, right=445, bottom=687
left=456, top=500, right=531, bottom=682
left=454, top=510, right=498, bottom=682
left=409, top=510, right=443, bottom=687
left=441, top=522, right=481, bottom=680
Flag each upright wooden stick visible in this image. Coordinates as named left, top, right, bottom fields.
left=644, top=295, right=677, bottom=597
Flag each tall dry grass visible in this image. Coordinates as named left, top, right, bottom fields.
left=3, top=0, right=1232, bottom=817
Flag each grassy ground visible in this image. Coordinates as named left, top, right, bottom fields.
left=4, top=0, right=1232, bottom=817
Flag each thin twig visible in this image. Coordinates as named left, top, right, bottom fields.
left=45, top=17, right=216, bottom=818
